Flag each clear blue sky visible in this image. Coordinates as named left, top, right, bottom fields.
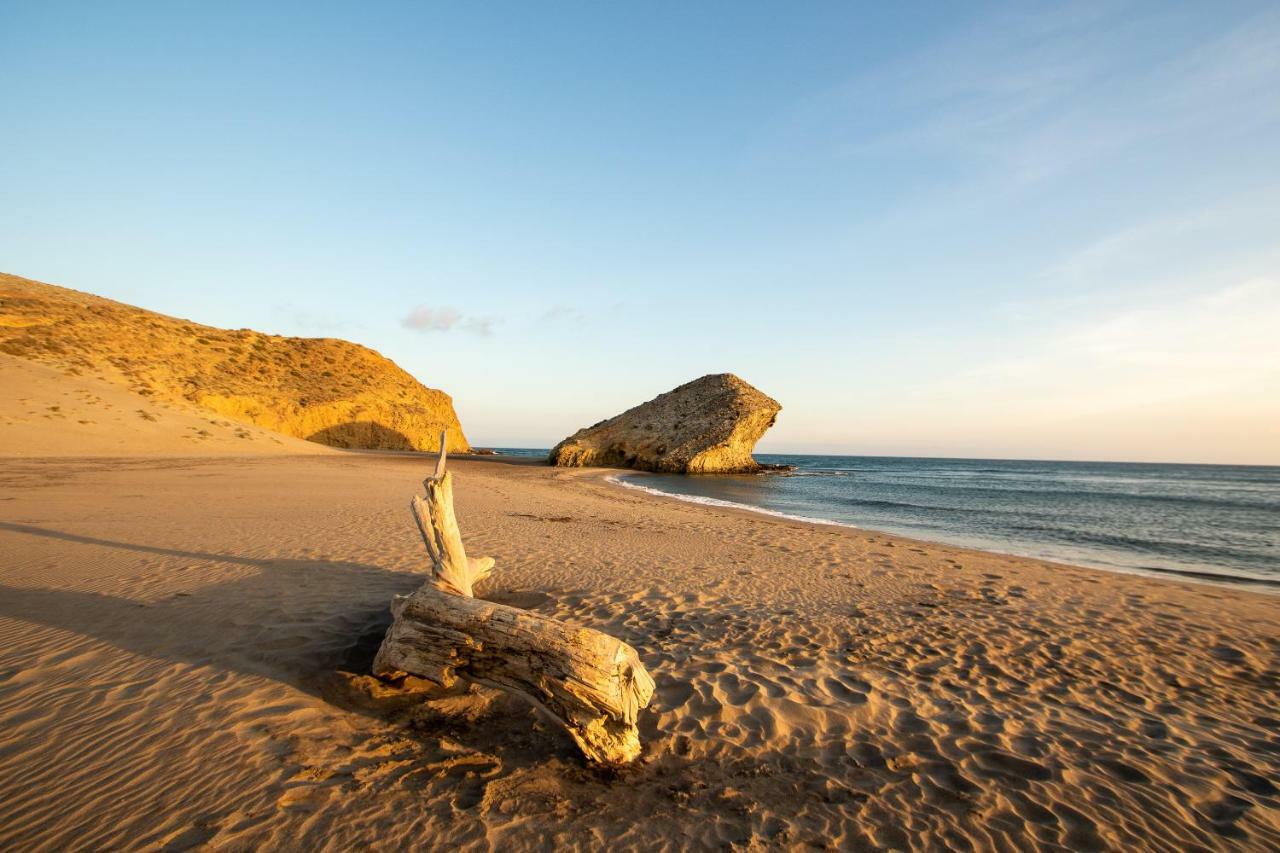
left=3, top=2, right=1277, bottom=463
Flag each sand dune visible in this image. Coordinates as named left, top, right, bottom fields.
left=1, top=448, right=1277, bottom=850
left=0, top=354, right=330, bottom=457
left=0, top=272, right=469, bottom=453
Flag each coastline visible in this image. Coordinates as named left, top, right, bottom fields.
left=2, top=451, right=1278, bottom=849
left=606, top=470, right=1280, bottom=594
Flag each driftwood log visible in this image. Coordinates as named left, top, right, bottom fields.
left=373, top=433, right=656, bottom=765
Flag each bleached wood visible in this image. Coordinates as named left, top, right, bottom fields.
left=432, top=429, right=448, bottom=480
left=376, top=437, right=656, bottom=764
left=374, top=586, right=656, bottom=765
left=410, top=479, right=473, bottom=596
left=467, top=555, right=495, bottom=587
left=409, top=429, right=493, bottom=596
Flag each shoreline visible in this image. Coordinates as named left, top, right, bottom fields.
left=605, top=469, right=1280, bottom=595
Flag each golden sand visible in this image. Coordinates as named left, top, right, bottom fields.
left=1, top=438, right=1277, bottom=849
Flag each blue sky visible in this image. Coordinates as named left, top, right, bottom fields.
left=2, top=2, right=1277, bottom=463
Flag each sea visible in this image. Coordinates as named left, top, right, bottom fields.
left=493, top=450, right=1279, bottom=589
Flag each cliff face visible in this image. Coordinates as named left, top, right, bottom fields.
left=0, top=273, right=470, bottom=453
left=549, top=373, right=780, bottom=473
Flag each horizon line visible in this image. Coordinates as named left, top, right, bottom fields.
left=479, top=446, right=1280, bottom=469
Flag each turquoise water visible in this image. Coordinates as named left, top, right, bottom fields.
left=498, top=450, right=1280, bottom=588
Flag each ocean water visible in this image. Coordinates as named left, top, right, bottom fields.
left=497, top=450, right=1280, bottom=588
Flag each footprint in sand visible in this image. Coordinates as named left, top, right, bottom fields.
left=715, top=671, right=760, bottom=706
left=277, top=784, right=333, bottom=812
left=820, top=676, right=868, bottom=705
left=892, top=710, right=929, bottom=734
left=1209, top=645, right=1245, bottom=663
left=656, top=679, right=694, bottom=711
left=451, top=775, right=489, bottom=811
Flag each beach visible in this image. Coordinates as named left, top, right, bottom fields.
left=2, top=449, right=1277, bottom=851
left=6, top=3, right=1279, bottom=849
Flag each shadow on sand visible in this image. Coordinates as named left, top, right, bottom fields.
left=0, top=521, right=436, bottom=717
left=0, top=521, right=598, bottom=794
left=306, top=421, right=418, bottom=451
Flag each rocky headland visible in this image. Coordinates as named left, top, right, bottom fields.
left=549, top=373, right=781, bottom=473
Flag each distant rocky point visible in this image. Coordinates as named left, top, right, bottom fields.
left=549, top=373, right=781, bottom=474
left=0, top=272, right=470, bottom=453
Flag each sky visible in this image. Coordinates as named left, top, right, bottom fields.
left=2, top=2, right=1277, bottom=464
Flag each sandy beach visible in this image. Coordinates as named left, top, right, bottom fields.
left=2, top=446, right=1277, bottom=851
left=6, top=3, right=1280, bottom=849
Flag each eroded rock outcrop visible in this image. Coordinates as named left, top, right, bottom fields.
left=0, top=272, right=470, bottom=453
left=549, top=373, right=780, bottom=473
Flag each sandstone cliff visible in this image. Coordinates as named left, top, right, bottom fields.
left=0, top=273, right=470, bottom=453
left=549, top=373, right=780, bottom=473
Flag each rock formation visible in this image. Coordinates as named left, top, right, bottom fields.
left=0, top=272, right=470, bottom=453
left=549, top=373, right=781, bottom=473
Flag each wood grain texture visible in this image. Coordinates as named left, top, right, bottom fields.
left=374, top=586, right=655, bottom=764
left=377, top=434, right=656, bottom=764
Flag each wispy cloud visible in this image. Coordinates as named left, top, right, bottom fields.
left=538, top=304, right=580, bottom=323
left=271, top=304, right=356, bottom=335
left=1044, top=189, right=1280, bottom=287
left=401, top=305, right=496, bottom=336
left=535, top=302, right=628, bottom=324
left=772, top=4, right=1280, bottom=192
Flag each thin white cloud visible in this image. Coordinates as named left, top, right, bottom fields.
left=402, top=306, right=460, bottom=332
left=538, top=304, right=580, bottom=323
left=270, top=304, right=357, bottom=334
left=1046, top=190, right=1280, bottom=286
left=401, top=305, right=496, bottom=336
left=535, top=303, right=628, bottom=324
left=768, top=4, right=1280, bottom=194
left=462, top=317, right=496, bottom=336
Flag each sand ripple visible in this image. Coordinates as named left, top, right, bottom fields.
left=1, top=455, right=1277, bottom=850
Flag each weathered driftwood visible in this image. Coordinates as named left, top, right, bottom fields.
left=375, top=586, right=655, bottom=764
left=374, top=432, right=656, bottom=765
left=410, top=482, right=494, bottom=597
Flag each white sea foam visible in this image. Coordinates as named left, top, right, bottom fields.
left=605, top=475, right=857, bottom=529
left=605, top=474, right=1279, bottom=591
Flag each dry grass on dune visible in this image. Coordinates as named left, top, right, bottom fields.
left=1, top=453, right=1277, bottom=851
left=0, top=272, right=468, bottom=452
